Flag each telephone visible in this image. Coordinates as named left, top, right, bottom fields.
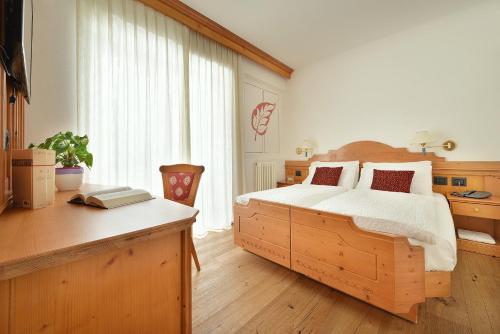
left=450, top=190, right=492, bottom=199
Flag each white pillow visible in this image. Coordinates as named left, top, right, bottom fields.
left=302, top=161, right=360, bottom=189
left=356, top=161, right=433, bottom=196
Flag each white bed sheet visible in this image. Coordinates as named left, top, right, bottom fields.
left=311, top=190, right=456, bottom=271
left=236, top=184, right=348, bottom=207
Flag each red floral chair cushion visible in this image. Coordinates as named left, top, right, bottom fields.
left=167, top=172, right=195, bottom=201
left=311, top=167, right=344, bottom=186
left=370, top=169, right=415, bottom=193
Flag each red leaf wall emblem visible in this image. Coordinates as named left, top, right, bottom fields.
left=251, top=102, right=276, bottom=141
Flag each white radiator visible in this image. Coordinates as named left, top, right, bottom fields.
left=255, top=161, right=276, bottom=191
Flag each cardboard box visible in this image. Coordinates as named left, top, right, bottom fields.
left=12, top=149, right=56, bottom=209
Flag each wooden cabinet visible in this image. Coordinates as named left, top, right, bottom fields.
left=284, top=160, right=310, bottom=185
left=278, top=161, right=310, bottom=187
left=447, top=194, right=500, bottom=257
left=0, top=67, right=25, bottom=215
left=451, top=200, right=500, bottom=220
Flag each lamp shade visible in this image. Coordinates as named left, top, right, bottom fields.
left=411, top=130, right=436, bottom=146
left=302, top=139, right=314, bottom=150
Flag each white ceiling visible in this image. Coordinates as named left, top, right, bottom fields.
left=182, top=0, right=489, bottom=69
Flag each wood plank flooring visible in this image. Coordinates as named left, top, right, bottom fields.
left=192, top=229, right=500, bottom=334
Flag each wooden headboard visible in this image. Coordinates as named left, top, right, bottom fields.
left=285, top=141, right=500, bottom=196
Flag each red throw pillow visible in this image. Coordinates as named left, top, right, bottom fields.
left=370, top=169, right=415, bottom=193
left=311, top=167, right=343, bottom=186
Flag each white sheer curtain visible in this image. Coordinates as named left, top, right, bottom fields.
left=77, top=0, right=239, bottom=237
left=77, top=0, right=189, bottom=196
left=188, top=32, right=239, bottom=237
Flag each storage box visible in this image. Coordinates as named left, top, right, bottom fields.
left=12, top=149, right=56, bottom=209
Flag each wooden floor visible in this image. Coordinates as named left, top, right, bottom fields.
left=192, top=229, right=500, bottom=334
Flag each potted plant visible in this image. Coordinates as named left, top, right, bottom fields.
left=29, top=132, right=93, bottom=191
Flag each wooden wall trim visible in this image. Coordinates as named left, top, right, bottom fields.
left=433, top=161, right=500, bottom=172
left=138, top=0, right=294, bottom=78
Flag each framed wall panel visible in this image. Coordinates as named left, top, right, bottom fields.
left=242, top=82, right=280, bottom=154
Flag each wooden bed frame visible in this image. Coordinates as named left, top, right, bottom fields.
left=233, top=141, right=500, bottom=323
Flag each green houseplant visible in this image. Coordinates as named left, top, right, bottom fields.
left=29, top=132, right=93, bottom=191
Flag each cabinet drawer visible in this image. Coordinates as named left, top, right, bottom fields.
left=451, top=202, right=500, bottom=220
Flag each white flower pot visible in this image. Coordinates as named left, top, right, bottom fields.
left=55, top=167, right=84, bottom=191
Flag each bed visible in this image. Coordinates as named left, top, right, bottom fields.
left=233, top=141, right=460, bottom=322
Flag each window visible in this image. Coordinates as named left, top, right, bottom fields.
left=77, top=0, right=239, bottom=236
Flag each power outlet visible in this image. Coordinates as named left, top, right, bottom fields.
left=433, top=176, right=448, bottom=185
left=452, top=177, right=467, bottom=187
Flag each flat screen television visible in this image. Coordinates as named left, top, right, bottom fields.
left=1, top=0, right=33, bottom=103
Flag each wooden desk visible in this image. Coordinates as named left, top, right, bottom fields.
left=0, top=184, right=198, bottom=333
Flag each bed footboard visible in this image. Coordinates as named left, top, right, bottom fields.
left=233, top=199, right=429, bottom=323
left=234, top=200, right=291, bottom=268
left=291, top=207, right=426, bottom=322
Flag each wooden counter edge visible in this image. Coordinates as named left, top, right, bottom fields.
left=445, top=193, right=500, bottom=206
left=0, top=215, right=197, bottom=281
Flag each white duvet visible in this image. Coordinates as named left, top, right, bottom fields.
left=313, top=189, right=438, bottom=244
left=236, top=184, right=348, bottom=207
left=312, top=189, right=457, bottom=271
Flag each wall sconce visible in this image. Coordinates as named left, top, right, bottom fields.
left=296, top=139, right=314, bottom=158
left=411, top=130, right=456, bottom=154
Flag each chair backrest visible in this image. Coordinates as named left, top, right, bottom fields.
left=159, top=164, right=205, bottom=207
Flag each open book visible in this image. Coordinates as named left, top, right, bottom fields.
left=69, top=186, right=154, bottom=209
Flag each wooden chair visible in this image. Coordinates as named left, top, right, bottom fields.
left=159, top=164, right=205, bottom=271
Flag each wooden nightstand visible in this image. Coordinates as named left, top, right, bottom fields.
left=276, top=181, right=293, bottom=188
left=447, top=193, right=500, bottom=257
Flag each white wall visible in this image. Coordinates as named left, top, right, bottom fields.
left=283, top=2, right=500, bottom=161
left=238, top=57, right=288, bottom=192
left=25, top=0, right=77, bottom=146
